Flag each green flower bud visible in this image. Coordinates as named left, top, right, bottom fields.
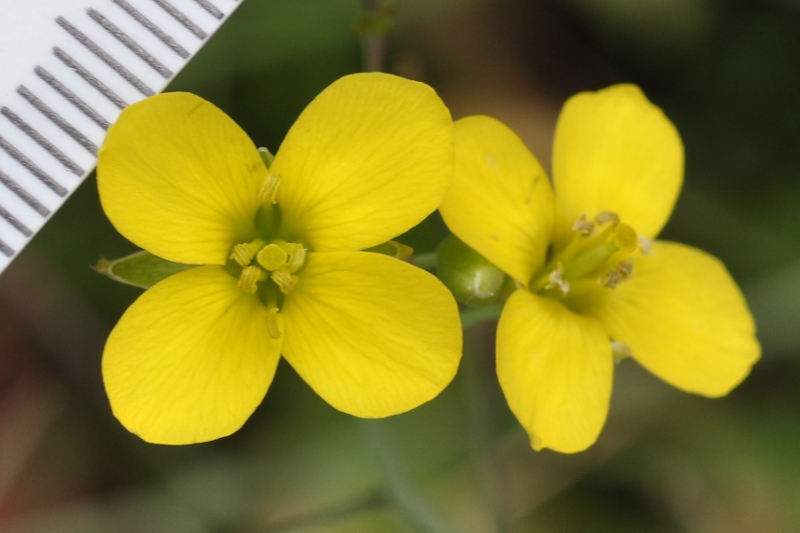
left=436, top=235, right=507, bottom=307
left=93, top=250, right=192, bottom=289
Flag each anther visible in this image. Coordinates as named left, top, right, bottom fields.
left=284, top=243, right=308, bottom=273
left=239, top=265, right=267, bottom=294
left=256, top=243, right=288, bottom=271
left=258, top=173, right=281, bottom=204
left=266, top=307, right=281, bottom=339
left=231, top=238, right=267, bottom=267
left=271, top=267, right=299, bottom=295
left=544, top=263, right=570, bottom=296
left=599, top=261, right=633, bottom=289
left=594, top=211, right=620, bottom=225
left=572, top=214, right=595, bottom=237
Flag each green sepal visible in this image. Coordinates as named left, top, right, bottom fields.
left=436, top=234, right=508, bottom=307
left=93, top=250, right=194, bottom=289
left=364, top=240, right=414, bottom=260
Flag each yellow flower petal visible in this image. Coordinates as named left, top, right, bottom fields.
left=497, top=290, right=613, bottom=453
left=98, top=93, right=266, bottom=265
left=439, top=116, right=555, bottom=285
left=281, top=252, right=462, bottom=417
left=103, top=266, right=281, bottom=444
left=271, top=73, right=453, bottom=252
left=552, top=84, right=684, bottom=248
left=574, top=242, right=760, bottom=397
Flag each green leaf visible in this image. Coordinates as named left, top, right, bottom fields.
left=93, top=250, right=194, bottom=289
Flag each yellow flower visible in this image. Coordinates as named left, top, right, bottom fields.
left=97, top=73, right=462, bottom=445
left=439, top=85, right=760, bottom=453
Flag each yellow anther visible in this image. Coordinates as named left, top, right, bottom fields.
left=599, top=261, right=633, bottom=289
left=284, top=242, right=308, bottom=273
left=544, top=263, right=570, bottom=296
left=271, top=267, right=299, bottom=295
left=266, top=307, right=282, bottom=339
left=572, top=214, right=595, bottom=237
left=613, top=223, right=638, bottom=253
left=238, top=265, right=267, bottom=294
left=230, top=238, right=267, bottom=267
left=258, top=173, right=281, bottom=204
left=594, top=211, right=620, bottom=226
left=256, top=244, right=288, bottom=271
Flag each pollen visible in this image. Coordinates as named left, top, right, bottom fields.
left=283, top=242, right=308, bottom=273
left=266, top=307, right=281, bottom=339
left=238, top=265, right=267, bottom=294
left=231, top=238, right=267, bottom=267
left=599, top=261, right=633, bottom=289
left=271, top=267, right=299, bottom=295
left=571, top=214, right=595, bottom=237
left=544, top=263, right=570, bottom=296
left=258, top=173, right=281, bottom=204
left=594, top=211, right=620, bottom=226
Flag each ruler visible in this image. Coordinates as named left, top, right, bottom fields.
left=0, top=0, right=242, bottom=275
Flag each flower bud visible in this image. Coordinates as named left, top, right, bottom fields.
left=436, top=235, right=507, bottom=307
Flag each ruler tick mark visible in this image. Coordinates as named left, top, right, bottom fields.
left=1, top=107, right=85, bottom=176
left=88, top=9, right=173, bottom=79
left=53, top=47, right=129, bottom=110
left=0, top=204, right=33, bottom=237
left=112, top=0, right=190, bottom=59
left=18, top=86, right=99, bottom=156
left=0, top=238, right=14, bottom=258
left=57, top=17, right=155, bottom=97
left=35, top=67, right=111, bottom=130
left=193, top=0, right=224, bottom=20
left=150, top=0, right=207, bottom=39
left=0, top=168, right=51, bottom=217
left=0, top=135, right=68, bottom=196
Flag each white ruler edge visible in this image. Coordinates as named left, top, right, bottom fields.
left=0, top=0, right=242, bottom=275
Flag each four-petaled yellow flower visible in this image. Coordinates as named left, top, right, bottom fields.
left=440, top=85, right=761, bottom=453
left=97, top=73, right=462, bottom=445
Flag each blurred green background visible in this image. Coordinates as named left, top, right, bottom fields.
left=1, top=0, right=800, bottom=531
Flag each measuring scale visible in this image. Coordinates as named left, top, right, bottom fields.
left=0, top=0, right=242, bottom=274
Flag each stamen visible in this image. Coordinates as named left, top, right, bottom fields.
left=544, top=263, right=570, bottom=296
left=613, top=223, right=638, bottom=253
left=594, top=211, right=620, bottom=225
left=284, top=242, right=308, bottom=273
left=258, top=173, right=281, bottom=204
left=599, top=261, right=633, bottom=289
left=638, top=235, right=653, bottom=255
left=230, top=238, right=267, bottom=267
left=271, top=267, right=299, bottom=294
left=256, top=243, right=288, bottom=271
left=571, top=214, right=595, bottom=237
left=266, top=307, right=281, bottom=339
left=238, top=265, right=267, bottom=294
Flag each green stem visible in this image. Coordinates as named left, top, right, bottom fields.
left=460, top=303, right=503, bottom=328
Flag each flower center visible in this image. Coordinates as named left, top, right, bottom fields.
left=530, top=211, right=647, bottom=299
left=227, top=173, right=308, bottom=338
